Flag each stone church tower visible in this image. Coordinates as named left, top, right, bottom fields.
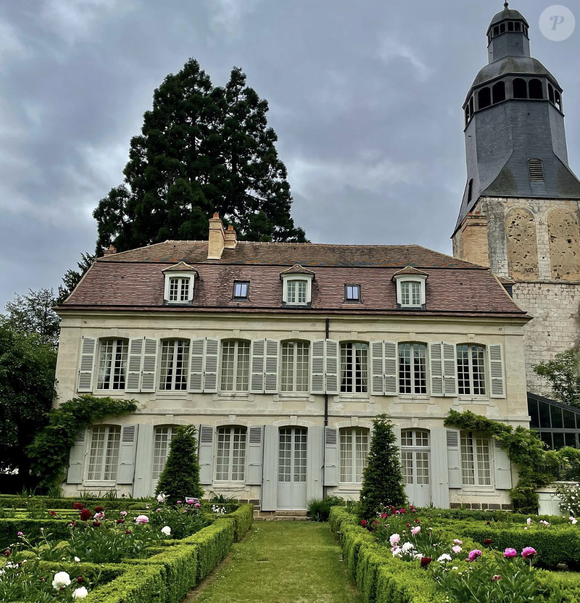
left=452, top=3, right=580, bottom=395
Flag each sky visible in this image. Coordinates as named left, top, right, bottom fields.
left=1, top=0, right=579, bottom=311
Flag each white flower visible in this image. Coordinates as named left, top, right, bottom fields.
left=161, top=526, right=171, bottom=536
left=74, top=557, right=80, bottom=563
left=157, top=493, right=166, bottom=504
left=392, top=547, right=403, bottom=557
left=452, top=545, right=462, bottom=554
left=52, top=571, right=71, bottom=590
left=452, top=566, right=458, bottom=570
left=438, top=554, right=452, bottom=563
left=389, top=533, right=401, bottom=546
left=135, top=515, right=149, bottom=524
left=413, top=553, right=423, bottom=559
left=401, top=542, right=414, bottom=552
left=72, top=587, right=89, bottom=599
left=526, top=518, right=532, bottom=525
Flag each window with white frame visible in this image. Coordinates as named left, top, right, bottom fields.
left=345, top=285, right=361, bottom=302
left=163, top=269, right=195, bottom=305
left=287, top=280, right=307, bottom=304
left=340, top=427, right=369, bottom=483
left=233, top=281, right=249, bottom=299
left=281, top=341, right=310, bottom=392
left=457, top=344, right=486, bottom=395
left=97, top=338, right=128, bottom=390
left=340, top=342, right=369, bottom=393
left=152, top=426, right=176, bottom=479
left=159, top=339, right=190, bottom=390
left=216, top=426, right=247, bottom=481
left=460, top=431, right=492, bottom=486
left=220, top=340, right=251, bottom=392
left=398, top=343, right=427, bottom=394
left=394, top=274, right=427, bottom=309
left=401, top=429, right=430, bottom=485
left=282, top=274, right=313, bottom=306
left=87, top=425, right=121, bottom=481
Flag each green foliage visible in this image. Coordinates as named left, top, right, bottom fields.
left=28, top=396, right=137, bottom=491
left=0, top=518, right=71, bottom=549
left=149, top=503, right=208, bottom=541
left=359, top=415, right=407, bottom=519
left=155, top=425, right=203, bottom=503
left=94, top=60, right=306, bottom=255
left=215, top=503, right=253, bottom=542
left=56, top=252, right=94, bottom=305
left=307, top=496, right=345, bottom=522
left=534, top=349, right=580, bottom=407
left=556, top=482, right=580, bottom=516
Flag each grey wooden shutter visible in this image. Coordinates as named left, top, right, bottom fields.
left=443, top=343, right=457, bottom=396
left=494, top=440, right=512, bottom=489
left=307, top=426, right=324, bottom=502
left=264, top=340, right=279, bottom=394
left=67, top=431, right=86, bottom=484
left=204, top=339, right=219, bottom=393
left=325, top=340, right=339, bottom=395
left=311, top=340, right=325, bottom=394
left=250, top=339, right=265, bottom=393
left=198, top=425, right=214, bottom=485
left=126, top=338, right=143, bottom=393
left=188, top=339, right=204, bottom=393
left=246, top=426, right=263, bottom=485
left=430, top=429, right=450, bottom=508
left=324, top=427, right=339, bottom=486
left=429, top=342, right=444, bottom=396
left=489, top=344, right=505, bottom=398
left=141, top=338, right=158, bottom=392
left=384, top=341, right=398, bottom=396
left=78, top=337, right=96, bottom=392
left=370, top=341, right=384, bottom=395
left=132, top=424, right=153, bottom=498
left=117, top=425, right=138, bottom=484
left=446, top=429, right=462, bottom=488
left=262, top=426, right=278, bottom=511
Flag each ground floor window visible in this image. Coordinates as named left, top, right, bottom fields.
left=401, top=429, right=430, bottom=485
left=216, top=426, right=247, bottom=481
left=153, top=426, right=176, bottom=479
left=87, top=426, right=121, bottom=481
left=339, top=427, right=369, bottom=483
left=460, top=431, right=491, bottom=486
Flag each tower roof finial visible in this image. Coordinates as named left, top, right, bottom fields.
left=504, top=1, right=509, bottom=8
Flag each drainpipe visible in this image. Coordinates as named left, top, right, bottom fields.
left=322, top=318, right=330, bottom=497
left=324, top=318, right=330, bottom=427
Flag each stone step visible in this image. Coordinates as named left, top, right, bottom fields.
left=253, top=510, right=310, bottom=521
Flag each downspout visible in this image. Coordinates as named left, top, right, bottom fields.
left=324, top=317, right=330, bottom=427
left=322, top=318, right=330, bottom=498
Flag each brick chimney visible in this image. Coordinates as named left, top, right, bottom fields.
left=207, top=213, right=225, bottom=259
left=224, top=224, right=238, bottom=249
left=103, top=245, right=117, bottom=256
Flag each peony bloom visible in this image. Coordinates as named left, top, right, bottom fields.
left=504, top=548, right=517, bottom=558
left=411, top=526, right=421, bottom=536
left=454, top=539, right=462, bottom=545
left=94, top=512, right=105, bottom=521
left=73, top=503, right=84, bottom=510
left=420, top=557, right=432, bottom=567
left=437, top=554, right=452, bottom=563
left=135, top=515, right=149, bottom=525
left=157, top=493, right=166, bottom=504
left=72, top=586, right=89, bottom=599
left=452, top=545, right=462, bottom=554
left=521, top=547, right=537, bottom=559
left=468, top=549, right=482, bottom=561
left=74, top=557, right=80, bottom=563
left=526, top=518, right=532, bottom=525
left=360, top=520, right=367, bottom=528
left=484, top=539, right=492, bottom=545
left=161, top=526, right=171, bottom=536
left=389, top=533, right=400, bottom=546
left=17, top=532, right=23, bottom=537
left=52, top=571, right=71, bottom=590
left=79, top=509, right=92, bottom=521
left=492, top=575, right=501, bottom=582
left=401, top=542, right=414, bottom=553
left=94, top=506, right=104, bottom=513
left=120, top=511, right=128, bottom=517
left=392, top=547, right=402, bottom=557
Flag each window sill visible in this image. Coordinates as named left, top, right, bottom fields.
left=82, top=481, right=117, bottom=487
left=275, top=392, right=312, bottom=400
left=460, top=487, right=496, bottom=495
left=458, top=396, right=491, bottom=403
left=398, top=394, right=430, bottom=401
left=211, top=483, right=247, bottom=489
left=214, top=393, right=253, bottom=401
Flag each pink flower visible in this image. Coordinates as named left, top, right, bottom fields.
left=411, top=526, right=421, bottom=536
left=94, top=512, right=105, bottom=521
left=389, top=533, right=401, bottom=546
left=135, top=515, right=149, bottom=525
left=526, top=518, right=532, bottom=525
left=17, top=532, right=23, bottom=537
left=521, top=547, right=537, bottom=559
left=468, top=549, right=482, bottom=561
left=504, top=548, right=517, bottom=558
left=120, top=511, right=127, bottom=517
left=453, top=539, right=462, bottom=545
left=195, top=503, right=201, bottom=508
left=452, top=545, right=462, bottom=554
left=492, top=575, right=501, bottom=582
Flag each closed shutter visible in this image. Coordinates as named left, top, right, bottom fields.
left=443, top=343, right=457, bottom=396
left=67, top=431, right=86, bottom=484
left=188, top=339, right=205, bottom=393
left=261, top=426, right=278, bottom=511
left=384, top=341, right=398, bottom=396
left=126, top=338, right=143, bottom=393
left=204, top=339, right=219, bottom=393
left=430, top=343, right=444, bottom=396
left=78, top=337, right=96, bottom=392
left=370, top=341, right=384, bottom=395
left=117, top=425, right=138, bottom=484
left=264, top=340, right=279, bottom=394
left=250, top=339, right=265, bottom=393
left=324, top=427, right=339, bottom=486
left=430, top=429, right=450, bottom=508
left=141, top=339, right=158, bottom=392
left=307, top=426, right=324, bottom=502
left=446, top=429, right=462, bottom=488
left=246, top=426, right=263, bottom=485
left=198, top=425, right=214, bottom=485
left=311, top=340, right=325, bottom=394
left=326, top=340, right=339, bottom=395
left=494, top=440, right=512, bottom=489
left=132, top=424, right=154, bottom=498
left=489, top=344, right=505, bottom=398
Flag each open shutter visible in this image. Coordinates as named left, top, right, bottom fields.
left=494, top=440, right=512, bottom=489
left=250, top=339, right=265, bottom=393
left=78, top=337, right=96, bottom=392
left=117, top=425, right=138, bottom=484
left=261, top=426, right=278, bottom=511
left=198, top=425, right=214, bottom=485
left=384, top=341, right=398, bottom=396
left=446, top=429, right=462, bottom=488
left=311, top=340, right=325, bottom=394
left=370, top=341, right=384, bottom=395
left=325, top=340, right=339, bottom=395
left=67, top=431, right=86, bottom=484
left=489, top=344, right=505, bottom=398
left=443, top=343, right=457, bottom=396
left=141, top=338, right=158, bottom=392
left=324, top=427, right=339, bottom=486
left=430, top=429, right=450, bottom=508
left=204, top=339, right=219, bottom=393
left=429, top=343, right=444, bottom=396
left=264, top=340, right=279, bottom=394
left=307, top=426, right=324, bottom=502
left=133, top=424, right=153, bottom=498
left=246, top=426, right=263, bottom=485
left=188, top=339, right=205, bottom=393
left=126, top=338, right=143, bottom=393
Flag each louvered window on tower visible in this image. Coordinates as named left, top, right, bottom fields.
left=528, top=159, right=545, bottom=182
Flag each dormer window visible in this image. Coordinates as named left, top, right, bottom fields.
left=392, top=266, right=428, bottom=310
left=169, top=277, right=190, bottom=302
left=163, top=262, right=198, bottom=305
left=280, top=265, right=314, bottom=307
left=401, top=281, right=422, bottom=306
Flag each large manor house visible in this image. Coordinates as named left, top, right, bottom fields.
left=55, top=5, right=580, bottom=510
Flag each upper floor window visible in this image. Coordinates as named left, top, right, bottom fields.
left=461, top=431, right=491, bottom=486
left=87, top=425, right=121, bottom=481
left=159, top=339, right=190, bottom=391
left=288, top=280, right=307, bottom=304
left=340, top=427, right=369, bottom=483
left=153, top=426, right=176, bottom=479
left=281, top=341, right=309, bottom=392
left=220, top=340, right=250, bottom=392
left=233, top=281, right=249, bottom=300
left=401, top=281, right=421, bottom=306
left=340, top=342, right=368, bottom=393
left=281, top=266, right=314, bottom=306
left=457, top=344, right=486, bottom=396
left=163, top=263, right=197, bottom=305
left=345, top=284, right=361, bottom=302
left=398, top=343, right=427, bottom=394
left=216, top=426, right=247, bottom=481
left=393, top=268, right=427, bottom=309
left=97, top=338, right=128, bottom=390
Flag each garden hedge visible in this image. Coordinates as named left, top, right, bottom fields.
left=217, top=503, right=253, bottom=541
left=0, top=518, right=71, bottom=549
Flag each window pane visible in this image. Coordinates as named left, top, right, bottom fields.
left=457, top=345, right=486, bottom=396
left=220, top=341, right=250, bottom=392
left=340, top=343, right=368, bottom=393
left=340, top=430, right=353, bottom=483
left=346, top=285, right=360, bottom=301
left=528, top=400, right=539, bottom=428
left=475, top=437, right=491, bottom=485
left=564, top=409, right=576, bottom=429
left=471, top=346, right=486, bottom=395
left=97, top=339, right=128, bottom=390
left=153, top=427, right=173, bottom=479
left=340, top=428, right=368, bottom=483
left=398, top=344, right=426, bottom=394
left=461, top=432, right=475, bottom=485
left=216, top=427, right=246, bottom=481
left=457, top=345, right=470, bottom=395
left=565, top=432, right=577, bottom=448
left=539, top=402, right=551, bottom=428
left=278, top=428, right=292, bottom=482
left=401, top=282, right=410, bottom=306
left=540, top=432, right=553, bottom=449
left=551, top=405, right=563, bottom=429
left=160, top=340, right=190, bottom=390
left=411, top=282, right=421, bottom=306
left=294, top=429, right=307, bottom=482
left=402, top=451, right=413, bottom=484
left=234, top=282, right=248, bottom=298
left=88, top=427, right=106, bottom=480
left=553, top=432, right=565, bottom=450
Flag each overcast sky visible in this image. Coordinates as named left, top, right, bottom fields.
left=1, top=0, right=579, bottom=311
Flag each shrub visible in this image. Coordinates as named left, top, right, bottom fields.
left=307, top=496, right=345, bottom=522
left=217, top=504, right=253, bottom=541
left=149, top=502, right=208, bottom=540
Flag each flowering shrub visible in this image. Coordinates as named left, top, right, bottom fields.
left=556, top=482, right=580, bottom=517
left=149, top=501, right=208, bottom=540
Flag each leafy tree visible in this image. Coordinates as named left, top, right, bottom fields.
left=0, top=318, right=57, bottom=482
left=155, top=425, right=204, bottom=503
left=359, top=414, right=407, bottom=519
left=534, top=348, right=580, bottom=407
left=57, top=252, right=94, bottom=305
left=94, top=59, right=305, bottom=254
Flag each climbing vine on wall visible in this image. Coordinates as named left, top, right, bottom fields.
left=28, top=395, right=137, bottom=490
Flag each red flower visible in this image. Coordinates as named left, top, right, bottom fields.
left=73, top=503, right=84, bottom=510
left=399, top=508, right=406, bottom=514
left=420, top=557, right=432, bottom=567
left=406, top=523, right=411, bottom=527
left=50, top=510, right=56, bottom=516
left=94, top=506, right=104, bottom=513
left=80, top=509, right=92, bottom=521
left=380, top=513, right=388, bottom=518
left=93, top=521, right=101, bottom=527
left=360, top=520, right=367, bottom=527
left=125, top=529, right=132, bottom=535
left=4, top=550, right=10, bottom=557
left=414, top=519, right=420, bottom=524
left=486, top=521, right=491, bottom=525
left=77, top=577, right=84, bottom=583
left=116, top=519, right=125, bottom=524
left=484, top=539, right=492, bottom=545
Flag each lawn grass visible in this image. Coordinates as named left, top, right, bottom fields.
left=186, top=521, right=363, bottom=603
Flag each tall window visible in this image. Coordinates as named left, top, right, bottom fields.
left=87, top=426, right=121, bottom=481
left=398, top=343, right=427, bottom=394
left=340, top=428, right=369, bottom=483
left=153, top=426, right=176, bottom=479
left=169, top=277, right=190, bottom=303
left=287, top=280, right=307, bottom=304
left=220, top=340, right=250, bottom=392
left=216, top=427, right=247, bottom=481
left=160, top=339, right=190, bottom=390
left=340, top=342, right=368, bottom=393
left=281, top=341, right=310, bottom=392
left=461, top=431, right=491, bottom=486
left=400, top=281, right=422, bottom=307
left=457, top=344, right=486, bottom=395
left=97, top=339, right=128, bottom=390
left=401, top=429, right=430, bottom=486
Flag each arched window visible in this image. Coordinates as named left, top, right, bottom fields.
left=160, top=339, right=190, bottom=391
left=548, top=83, right=555, bottom=104
left=508, top=22, right=514, bottom=32
left=401, top=430, right=430, bottom=487
left=340, top=342, right=368, bottom=393
left=281, top=341, right=310, bottom=392
left=153, top=426, right=176, bottom=479
left=97, top=338, right=128, bottom=390
left=339, top=427, right=369, bottom=483
left=478, top=87, right=491, bottom=110
left=457, top=344, right=486, bottom=395
left=529, top=79, right=543, bottom=100
left=555, top=90, right=562, bottom=111
left=513, top=78, right=528, bottom=99
left=216, top=426, right=247, bottom=481
left=87, top=425, right=121, bottom=481
left=220, top=340, right=250, bottom=392
left=492, top=81, right=506, bottom=104
left=398, top=343, right=427, bottom=394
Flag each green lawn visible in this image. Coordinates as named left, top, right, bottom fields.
left=186, top=521, right=363, bottom=603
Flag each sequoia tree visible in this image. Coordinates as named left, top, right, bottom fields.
left=94, top=60, right=305, bottom=254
